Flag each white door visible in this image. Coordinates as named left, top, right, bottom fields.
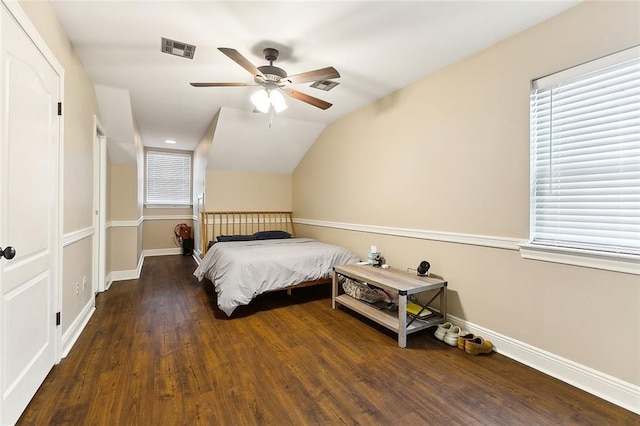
left=0, top=3, right=61, bottom=424
left=93, top=117, right=107, bottom=294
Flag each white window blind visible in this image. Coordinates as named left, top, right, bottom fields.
left=530, top=47, right=640, bottom=256
left=146, top=150, right=191, bottom=205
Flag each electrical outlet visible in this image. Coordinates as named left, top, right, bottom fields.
left=75, top=282, right=79, bottom=296
left=82, top=276, right=87, bottom=291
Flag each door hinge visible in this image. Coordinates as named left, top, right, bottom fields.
left=56, top=312, right=61, bottom=326
left=57, top=102, right=62, bottom=116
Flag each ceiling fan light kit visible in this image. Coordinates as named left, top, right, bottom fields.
left=190, top=47, right=340, bottom=114
left=251, top=87, right=288, bottom=113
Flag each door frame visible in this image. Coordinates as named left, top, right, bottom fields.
left=93, top=116, right=106, bottom=294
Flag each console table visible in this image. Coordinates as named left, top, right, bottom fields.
left=332, top=264, right=447, bottom=348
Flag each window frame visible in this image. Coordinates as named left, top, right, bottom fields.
left=523, top=46, right=640, bottom=275
left=144, top=149, right=193, bottom=208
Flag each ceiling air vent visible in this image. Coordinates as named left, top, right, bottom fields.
left=310, top=80, right=339, bottom=91
left=161, top=37, right=196, bottom=59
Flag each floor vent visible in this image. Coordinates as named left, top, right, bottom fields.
left=161, top=37, right=196, bottom=59
left=310, top=80, right=339, bottom=91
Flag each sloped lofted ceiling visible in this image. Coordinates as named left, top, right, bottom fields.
left=50, top=1, right=581, bottom=170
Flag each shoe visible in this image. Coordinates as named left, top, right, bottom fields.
left=444, top=326, right=463, bottom=347
left=434, top=322, right=453, bottom=341
left=457, top=333, right=475, bottom=350
left=465, top=336, right=494, bottom=355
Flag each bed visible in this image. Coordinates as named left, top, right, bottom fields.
left=194, top=211, right=360, bottom=316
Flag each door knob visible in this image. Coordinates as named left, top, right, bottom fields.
left=0, top=246, right=16, bottom=260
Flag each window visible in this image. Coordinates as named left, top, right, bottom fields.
left=145, top=150, right=192, bottom=206
left=529, top=47, right=640, bottom=259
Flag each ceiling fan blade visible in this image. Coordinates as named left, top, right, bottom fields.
left=218, top=47, right=265, bottom=79
left=282, top=88, right=333, bottom=110
left=190, top=82, right=255, bottom=87
left=286, top=67, right=340, bottom=85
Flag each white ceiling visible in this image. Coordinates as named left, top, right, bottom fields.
left=50, top=0, right=581, bottom=169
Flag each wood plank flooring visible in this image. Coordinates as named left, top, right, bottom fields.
left=17, top=255, right=639, bottom=425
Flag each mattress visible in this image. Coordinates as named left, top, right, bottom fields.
left=193, top=238, right=360, bottom=316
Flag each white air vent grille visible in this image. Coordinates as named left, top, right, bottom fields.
left=161, top=37, right=196, bottom=59
left=310, top=80, right=339, bottom=91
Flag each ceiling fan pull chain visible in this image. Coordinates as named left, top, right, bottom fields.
left=268, top=106, right=274, bottom=128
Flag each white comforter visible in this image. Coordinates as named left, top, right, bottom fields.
left=193, top=238, right=360, bottom=316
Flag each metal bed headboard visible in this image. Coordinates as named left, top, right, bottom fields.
left=200, top=211, right=296, bottom=255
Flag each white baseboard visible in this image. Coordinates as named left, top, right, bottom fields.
left=448, top=314, right=640, bottom=415
left=107, top=253, right=144, bottom=283
left=143, top=247, right=181, bottom=257
left=104, top=273, right=113, bottom=291
left=107, top=250, right=183, bottom=285
left=60, top=297, right=95, bottom=359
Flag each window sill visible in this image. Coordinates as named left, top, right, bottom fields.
left=145, top=204, right=192, bottom=209
left=519, top=243, right=640, bottom=275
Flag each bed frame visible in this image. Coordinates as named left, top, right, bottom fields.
left=199, top=211, right=331, bottom=294
left=200, top=211, right=297, bottom=256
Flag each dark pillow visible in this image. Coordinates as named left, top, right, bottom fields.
left=207, top=240, right=216, bottom=250
left=216, top=235, right=255, bottom=242
left=253, top=230, right=292, bottom=240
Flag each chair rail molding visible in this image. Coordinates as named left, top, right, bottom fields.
left=293, top=217, right=524, bottom=250
left=62, top=226, right=94, bottom=247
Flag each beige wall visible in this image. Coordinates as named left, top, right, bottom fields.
left=143, top=207, right=193, bottom=251
left=19, top=1, right=99, bottom=335
left=293, top=1, right=640, bottom=386
left=107, top=163, right=139, bottom=273
left=60, top=237, right=93, bottom=330
left=206, top=169, right=292, bottom=211
left=109, top=164, right=138, bottom=220
left=108, top=227, right=138, bottom=271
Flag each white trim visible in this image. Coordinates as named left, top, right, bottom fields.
left=60, top=298, right=95, bottom=359
left=519, top=244, right=640, bottom=275
left=93, top=115, right=107, bottom=293
left=295, top=218, right=638, bottom=274
left=143, top=214, right=194, bottom=221
left=107, top=216, right=196, bottom=228
left=107, top=256, right=144, bottom=286
left=107, top=217, right=143, bottom=228
left=104, top=273, right=113, bottom=291
left=143, top=248, right=181, bottom=257
left=293, top=218, right=524, bottom=250
left=534, top=45, right=640, bottom=88
left=108, top=269, right=139, bottom=282
left=107, top=250, right=187, bottom=284
left=107, top=253, right=144, bottom=283
left=2, top=1, right=63, bottom=72
left=62, top=226, right=94, bottom=247
left=145, top=204, right=192, bottom=209
left=447, top=314, right=640, bottom=415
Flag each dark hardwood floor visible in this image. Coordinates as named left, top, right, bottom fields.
left=17, top=255, right=638, bottom=425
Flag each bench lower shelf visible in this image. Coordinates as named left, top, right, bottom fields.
left=334, top=294, right=444, bottom=335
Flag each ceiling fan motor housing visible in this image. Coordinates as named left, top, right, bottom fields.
left=257, top=65, right=287, bottom=81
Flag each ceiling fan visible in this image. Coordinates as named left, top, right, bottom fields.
left=190, top=47, right=340, bottom=111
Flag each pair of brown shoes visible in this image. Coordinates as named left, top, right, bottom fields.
left=457, top=333, right=494, bottom=355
